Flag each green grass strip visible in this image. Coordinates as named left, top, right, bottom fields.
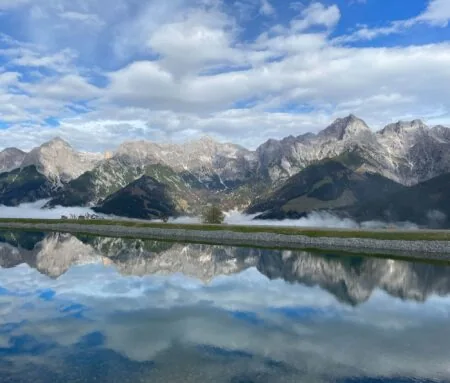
left=0, top=218, right=449, bottom=241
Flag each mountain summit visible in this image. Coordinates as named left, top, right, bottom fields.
left=318, top=114, right=371, bottom=140
left=0, top=116, right=450, bottom=226
left=19, top=137, right=102, bottom=183
left=0, top=147, right=26, bottom=174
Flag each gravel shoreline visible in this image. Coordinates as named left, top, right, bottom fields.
left=1, top=222, right=450, bottom=261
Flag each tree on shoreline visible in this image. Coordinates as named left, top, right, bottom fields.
left=202, top=204, right=225, bottom=224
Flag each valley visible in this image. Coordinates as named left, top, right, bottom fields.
left=0, top=115, right=449, bottom=228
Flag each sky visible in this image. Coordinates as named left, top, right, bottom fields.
left=0, top=0, right=449, bottom=152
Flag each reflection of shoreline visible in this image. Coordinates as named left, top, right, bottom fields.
left=1, top=221, right=450, bottom=258
left=2, top=232, right=450, bottom=305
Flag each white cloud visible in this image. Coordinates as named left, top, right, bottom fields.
left=146, top=8, right=241, bottom=77
left=24, top=74, right=101, bottom=101
left=0, top=71, right=20, bottom=87
left=260, top=0, right=275, bottom=16
left=0, top=0, right=449, bottom=151
left=0, top=35, right=101, bottom=126
left=58, top=11, right=105, bottom=27
left=0, top=36, right=77, bottom=73
left=291, top=2, right=341, bottom=31
left=335, top=23, right=402, bottom=43
left=111, top=0, right=194, bottom=60
left=417, top=0, right=450, bottom=26
left=10, top=49, right=77, bottom=72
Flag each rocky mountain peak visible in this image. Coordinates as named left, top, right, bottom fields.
left=183, top=135, right=246, bottom=157
left=411, top=118, right=426, bottom=126
left=259, top=138, right=280, bottom=149
left=431, top=125, right=450, bottom=142
left=1, top=147, right=26, bottom=155
left=182, top=135, right=220, bottom=153
left=379, top=119, right=428, bottom=135
left=44, top=136, right=72, bottom=147
left=0, top=147, right=27, bottom=174
left=114, top=141, right=159, bottom=164
left=115, top=136, right=250, bottom=174
left=296, top=132, right=316, bottom=141
left=318, top=114, right=371, bottom=140
left=19, top=137, right=102, bottom=183
left=197, top=135, right=217, bottom=144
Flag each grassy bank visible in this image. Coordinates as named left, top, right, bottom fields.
left=0, top=218, right=449, bottom=241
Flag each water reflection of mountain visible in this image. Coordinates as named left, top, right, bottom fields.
left=1, top=230, right=450, bottom=305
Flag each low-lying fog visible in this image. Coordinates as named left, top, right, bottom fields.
left=0, top=200, right=420, bottom=230
left=171, top=210, right=419, bottom=230
left=0, top=200, right=99, bottom=219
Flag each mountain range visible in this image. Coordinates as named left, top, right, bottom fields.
left=2, top=231, right=450, bottom=306
left=0, top=115, right=449, bottom=227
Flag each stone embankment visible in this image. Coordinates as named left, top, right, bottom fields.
left=1, top=222, right=450, bottom=260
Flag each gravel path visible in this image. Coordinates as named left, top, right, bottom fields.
left=1, top=222, right=450, bottom=261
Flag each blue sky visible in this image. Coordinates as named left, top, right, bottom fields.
left=0, top=0, right=449, bottom=151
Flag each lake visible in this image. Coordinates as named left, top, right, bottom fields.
left=1, top=230, right=450, bottom=382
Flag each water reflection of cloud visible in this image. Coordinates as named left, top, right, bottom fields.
left=1, top=263, right=450, bottom=381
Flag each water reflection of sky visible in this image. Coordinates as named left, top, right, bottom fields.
left=1, top=262, right=450, bottom=382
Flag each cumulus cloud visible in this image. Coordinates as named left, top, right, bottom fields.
left=0, top=0, right=449, bottom=151
left=0, top=46, right=77, bottom=73
left=24, top=74, right=101, bottom=101
left=417, top=0, right=450, bottom=26
left=291, top=2, right=341, bottom=31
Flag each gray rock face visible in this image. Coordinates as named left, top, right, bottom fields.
left=19, top=137, right=102, bottom=183
left=256, top=115, right=384, bottom=183
left=48, top=137, right=258, bottom=207
left=114, top=136, right=255, bottom=188
left=256, top=115, right=450, bottom=185
left=0, top=148, right=26, bottom=174
left=378, top=120, right=450, bottom=185
left=89, top=116, right=450, bottom=190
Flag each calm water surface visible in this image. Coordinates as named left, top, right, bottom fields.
left=1, top=230, right=450, bottom=382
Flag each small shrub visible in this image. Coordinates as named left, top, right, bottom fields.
left=202, top=205, right=225, bottom=224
